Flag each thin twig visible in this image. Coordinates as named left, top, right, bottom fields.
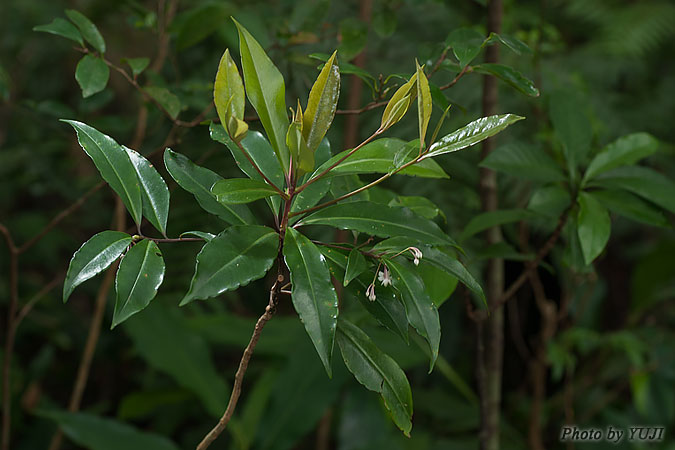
left=0, top=223, right=18, bottom=450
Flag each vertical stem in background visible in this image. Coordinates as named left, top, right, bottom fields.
left=478, top=1, right=504, bottom=450
left=0, top=226, right=18, bottom=450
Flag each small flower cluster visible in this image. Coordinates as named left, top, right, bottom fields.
left=365, top=247, right=422, bottom=302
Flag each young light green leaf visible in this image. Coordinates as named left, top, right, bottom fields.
left=590, top=189, right=669, bottom=228
left=577, top=192, right=611, bottom=265
left=124, top=147, right=170, bottom=237
left=287, top=101, right=313, bottom=175
left=181, top=226, right=278, bottom=305
left=283, top=228, right=338, bottom=377
left=303, top=50, right=340, bottom=152
left=211, top=178, right=280, bottom=204
left=474, top=63, right=539, bottom=97
left=459, top=209, right=539, bottom=242
left=65, top=9, right=106, bottom=53
left=588, top=166, right=675, bottom=214
left=386, top=258, right=441, bottom=371
left=33, top=18, right=84, bottom=46
left=214, top=49, right=247, bottom=142
left=446, top=28, right=485, bottom=67
left=62, top=120, right=142, bottom=225
left=112, top=240, right=165, bottom=328
left=300, top=201, right=456, bottom=247
left=416, top=62, right=432, bottom=148
left=336, top=319, right=413, bottom=436
left=380, top=73, right=417, bottom=131
left=583, top=133, right=659, bottom=183
left=122, top=57, right=149, bottom=78
left=424, top=114, right=524, bottom=158
left=344, top=248, right=368, bottom=286
left=234, top=18, right=290, bottom=173
left=40, top=410, right=180, bottom=450
left=63, top=231, right=131, bottom=302
left=480, top=142, right=565, bottom=182
left=75, top=54, right=109, bottom=98
left=309, top=52, right=377, bottom=91
left=163, top=148, right=255, bottom=225
left=143, top=86, right=181, bottom=120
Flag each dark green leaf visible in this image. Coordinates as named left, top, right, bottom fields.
left=344, top=248, right=368, bottom=286
left=589, top=166, right=675, bottom=214
left=33, top=18, right=83, bottom=46
left=583, top=133, right=659, bottom=183
left=424, top=114, right=524, bottom=158
left=40, top=410, right=179, bottom=450
left=283, top=228, right=338, bottom=377
left=338, top=18, right=368, bottom=60
left=303, top=50, right=340, bottom=152
left=300, top=201, right=455, bottom=246
left=446, top=28, right=485, bottom=67
left=181, top=226, right=278, bottom=304
left=388, top=196, right=445, bottom=221
left=124, top=147, right=170, bottom=236
left=122, top=57, right=149, bottom=77
left=65, top=9, right=106, bottom=53
left=179, top=231, right=215, bottom=241
left=63, top=231, right=131, bottom=302
left=211, top=178, right=280, bottom=204
left=386, top=258, right=441, bottom=371
left=163, top=148, right=255, bottom=225
left=590, top=189, right=669, bottom=228
left=480, top=142, right=565, bottom=182
left=486, top=32, right=533, bottom=55
left=234, top=19, right=289, bottom=172
left=113, top=240, right=165, bottom=328
left=320, top=247, right=408, bottom=342
left=171, top=3, right=231, bottom=50
left=549, top=90, right=591, bottom=169
left=474, top=63, right=539, bottom=97
left=124, top=304, right=229, bottom=417
left=312, top=138, right=449, bottom=179
left=143, top=86, right=181, bottom=119
left=336, top=319, right=413, bottom=435
left=420, top=246, right=485, bottom=304
left=527, top=185, right=571, bottom=218
left=459, top=209, right=539, bottom=241
left=75, top=55, right=109, bottom=98
left=62, top=120, right=142, bottom=225
left=373, top=6, right=397, bottom=37
left=418, top=262, right=458, bottom=307
left=577, top=192, right=611, bottom=265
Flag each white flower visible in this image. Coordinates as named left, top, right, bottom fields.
left=409, top=247, right=423, bottom=265
left=366, top=284, right=377, bottom=301
left=378, top=266, right=392, bottom=287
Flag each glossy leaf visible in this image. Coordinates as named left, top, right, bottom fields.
left=590, top=189, right=669, bottom=228
left=424, top=114, right=524, bottom=158
left=33, top=18, right=83, bottom=46
left=336, top=319, right=413, bottom=435
left=459, top=209, right=539, bottom=241
left=123, top=57, right=149, bottom=77
left=416, top=62, right=432, bottom=147
left=303, top=50, right=340, bottom=152
left=292, top=139, right=333, bottom=216
left=283, top=228, right=338, bottom=377
left=380, top=73, right=417, bottom=131
left=163, top=148, right=255, bottom=225
left=419, top=246, right=485, bottom=305
left=212, top=178, right=280, bottom=204
left=312, top=138, right=449, bottom=179
left=41, top=410, right=180, bottom=450
left=234, top=19, right=289, bottom=173
left=388, top=195, right=445, bottom=221
left=63, top=231, right=131, bottom=302
left=179, top=231, right=215, bottom=241
left=124, top=147, right=170, bottom=236
left=320, top=247, right=408, bottom=342
left=309, top=52, right=377, bottom=89
left=113, top=240, right=165, bottom=328
left=287, top=102, right=312, bottom=175
left=583, top=132, right=659, bottom=183
left=474, top=63, right=539, bottom=97
left=386, top=258, right=441, bottom=371
left=300, top=201, right=455, bottom=246
left=344, top=248, right=368, bottom=286
left=144, top=86, right=181, bottom=120
left=124, top=304, right=229, bottom=417
left=210, top=124, right=284, bottom=214
left=446, top=28, right=485, bottom=67
left=589, top=166, right=675, bottom=214
left=65, top=9, right=105, bottom=53
left=62, top=120, right=142, bottom=225
left=214, top=49, right=247, bottom=142
left=181, top=225, right=278, bottom=304
left=75, top=54, right=109, bottom=98
left=480, top=142, right=565, bottom=182
left=577, top=192, right=611, bottom=265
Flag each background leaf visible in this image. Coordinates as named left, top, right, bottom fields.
left=577, top=191, right=611, bottom=265
left=33, top=18, right=83, bottom=45
left=65, top=9, right=105, bottom=53
left=143, top=86, right=181, bottom=119
left=583, top=132, right=659, bottom=183
left=589, top=166, right=675, bottom=214
left=474, top=63, right=539, bottom=97
left=480, top=142, right=565, bottom=182
left=446, top=28, right=485, bottom=67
